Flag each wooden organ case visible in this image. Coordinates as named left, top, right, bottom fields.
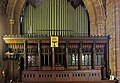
left=3, top=35, right=111, bottom=82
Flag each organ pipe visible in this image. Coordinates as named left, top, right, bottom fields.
left=23, top=0, right=89, bottom=36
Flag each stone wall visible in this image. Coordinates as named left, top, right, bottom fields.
left=114, top=0, right=120, bottom=79
left=0, top=2, right=7, bottom=82
left=106, top=0, right=116, bottom=76
left=106, top=0, right=120, bottom=79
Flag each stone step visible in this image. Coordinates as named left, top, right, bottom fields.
left=12, top=80, right=115, bottom=83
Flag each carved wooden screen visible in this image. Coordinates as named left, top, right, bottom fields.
left=5, top=43, right=24, bottom=60
left=95, top=44, right=105, bottom=66
left=54, top=44, right=65, bottom=66
left=41, top=44, right=52, bottom=66
left=82, top=44, right=92, bottom=66
left=68, top=44, right=79, bottom=66
left=3, top=35, right=110, bottom=80
left=27, top=43, right=38, bottom=67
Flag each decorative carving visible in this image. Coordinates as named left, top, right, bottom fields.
left=28, top=0, right=44, bottom=8
left=67, top=0, right=82, bottom=9
left=0, top=0, right=8, bottom=14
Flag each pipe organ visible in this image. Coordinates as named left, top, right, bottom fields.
left=23, top=0, right=89, bottom=36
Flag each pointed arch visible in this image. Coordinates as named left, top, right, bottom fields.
left=6, top=0, right=106, bottom=35
left=83, top=0, right=106, bottom=35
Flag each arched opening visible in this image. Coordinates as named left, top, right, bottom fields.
left=20, top=0, right=90, bottom=36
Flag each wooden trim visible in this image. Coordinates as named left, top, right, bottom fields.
left=24, top=40, right=27, bottom=70
left=66, top=42, right=68, bottom=68
left=38, top=40, right=41, bottom=70
left=92, top=41, right=96, bottom=69
left=52, top=47, right=55, bottom=69
left=78, top=41, right=82, bottom=70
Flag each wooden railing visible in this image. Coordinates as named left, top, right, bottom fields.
left=22, top=70, right=101, bottom=82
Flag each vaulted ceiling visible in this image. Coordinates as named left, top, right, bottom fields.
left=4, top=0, right=113, bottom=35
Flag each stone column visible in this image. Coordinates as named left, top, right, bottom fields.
left=115, top=1, right=120, bottom=79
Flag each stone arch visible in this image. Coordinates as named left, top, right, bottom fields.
left=6, top=0, right=25, bottom=35
left=84, top=0, right=106, bottom=35
left=7, top=0, right=106, bottom=35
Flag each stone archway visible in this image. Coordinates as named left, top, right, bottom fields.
left=7, top=0, right=106, bottom=35
left=84, top=0, right=106, bottom=35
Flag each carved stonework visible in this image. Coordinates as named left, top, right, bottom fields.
left=28, top=0, right=44, bottom=8
left=0, top=0, right=8, bottom=14
left=67, top=0, right=83, bottom=9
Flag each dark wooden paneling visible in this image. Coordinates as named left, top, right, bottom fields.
left=22, top=70, right=102, bottom=82
left=13, top=80, right=115, bottom=83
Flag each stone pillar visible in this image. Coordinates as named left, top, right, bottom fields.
left=0, top=3, right=7, bottom=81
left=115, top=1, right=120, bottom=79
left=106, top=0, right=116, bottom=76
